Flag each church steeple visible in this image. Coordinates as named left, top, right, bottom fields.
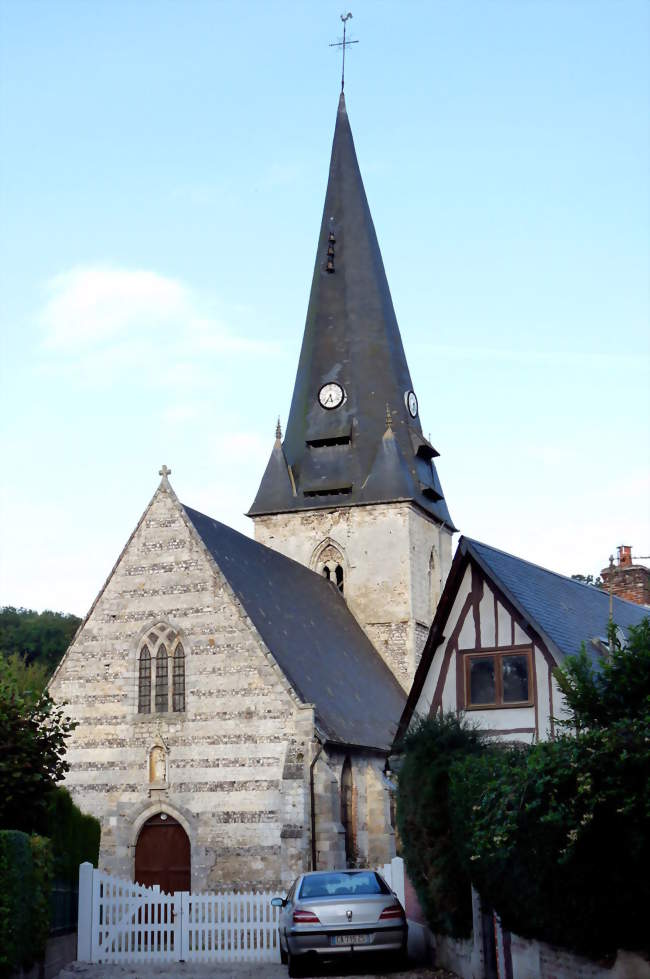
left=249, top=93, right=454, bottom=530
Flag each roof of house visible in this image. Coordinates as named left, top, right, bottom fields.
left=465, top=537, right=649, bottom=666
left=396, top=535, right=649, bottom=744
left=248, top=92, right=454, bottom=530
left=183, top=503, right=406, bottom=751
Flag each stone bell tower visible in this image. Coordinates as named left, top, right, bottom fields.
left=248, top=93, right=455, bottom=689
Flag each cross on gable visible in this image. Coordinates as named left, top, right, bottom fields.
left=159, top=465, right=172, bottom=479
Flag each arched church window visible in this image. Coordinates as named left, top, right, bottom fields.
left=136, top=624, right=186, bottom=715
left=155, top=645, right=168, bottom=713
left=340, top=756, right=355, bottom=866
left=138, top=645, right=151, bottom=714
left=172, top=644, right=185, bottom=712
left=312, top=541, right=346, bottom=598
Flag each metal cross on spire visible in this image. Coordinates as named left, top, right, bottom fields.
left=329, top=13, right=359, bottom=93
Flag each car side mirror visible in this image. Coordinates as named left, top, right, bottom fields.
left=270, top=897, right=285, bottom=907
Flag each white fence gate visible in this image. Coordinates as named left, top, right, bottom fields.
left=77, top=864, right=281, bottom=964
left=77, top=857, right=406, bottom=964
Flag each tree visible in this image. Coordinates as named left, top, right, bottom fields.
left=0, top=653, right=50, bottom=697
left=452, top=617, right=650, bottom=958
left=0, top=656, right=77, bottom=834
left=0, top=607, right=81, bottom=673
left=570, top=573, right=604, bottom=588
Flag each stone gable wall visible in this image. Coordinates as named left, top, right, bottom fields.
left=49, top=483, right=313, bottom=891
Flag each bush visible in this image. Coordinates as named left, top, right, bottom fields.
left=0, top=830, right=53, bottom=978
left=30, top=835, right=54, bottom=959
left=45, top=786, right=100, bottom=882
left=397, top=620, right=649, bottom=960
left=396, top=713, right=484, bottom=937
left=0, top=657, right=77, bottom=834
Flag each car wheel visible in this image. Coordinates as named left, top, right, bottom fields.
left=287, top=951, right=305, bottom=977
left=279, top=929, right=288, bottom=965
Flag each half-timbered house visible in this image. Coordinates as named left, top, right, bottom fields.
left=396, top=536, right=649, bottom=744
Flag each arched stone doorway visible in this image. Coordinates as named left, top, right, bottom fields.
left=134, top=813, right=191, bottom=894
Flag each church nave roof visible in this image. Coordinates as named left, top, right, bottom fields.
left=184, top=503, right=406, bottom=752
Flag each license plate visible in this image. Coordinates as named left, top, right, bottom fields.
left=331, top=933, right=372, bottom=946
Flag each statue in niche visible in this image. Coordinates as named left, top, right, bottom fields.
left=149, top=745, right=167, bottom=785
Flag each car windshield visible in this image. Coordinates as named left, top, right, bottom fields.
left=299, top=872, right=390, bottom=899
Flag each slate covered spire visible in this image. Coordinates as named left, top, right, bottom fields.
left=249, top=93, right=454, bottom=530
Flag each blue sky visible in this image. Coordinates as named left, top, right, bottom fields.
left=1, top=0, right=648, bottom=615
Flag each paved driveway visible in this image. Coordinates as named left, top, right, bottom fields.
left=58, top=961, right=457, bottom=979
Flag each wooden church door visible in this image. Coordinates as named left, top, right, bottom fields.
left=134, top=813, right=191, bottom=894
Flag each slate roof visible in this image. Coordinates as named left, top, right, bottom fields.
left=464, top=538, right=649, bottom=668
left=397, top=536, right=649, bottom=743
left=183, top=504, right=406, bottom=751
left=249, top=93, right=454, bottom=530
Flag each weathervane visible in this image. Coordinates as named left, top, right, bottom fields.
left=330, top=13, right=359, bottom=93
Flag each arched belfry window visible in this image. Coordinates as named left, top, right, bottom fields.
left=340, top=756, right=355, bottom=866
left=137, top=624, right=185, bottom=715
left=312, top=541, right=346, bottom=596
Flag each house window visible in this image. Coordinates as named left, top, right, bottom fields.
left=463, top=647, right=533, bottom=708
left=136, top=624, right=186, bottom=715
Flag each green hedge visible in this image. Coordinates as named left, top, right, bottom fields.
left=451, top=730, right=649, bottom=958
left=396, top=619, right=650, bottom=961
left=45, top=787, right=100, bottom=882
left=396, top=713, right=484, bottom=938
left=0, top=831, right=53, bottom=978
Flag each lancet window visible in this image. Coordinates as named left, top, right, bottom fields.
left=137, top=623, right=185, bottom=714
left=340, top=756, right=355, bottom=866
left=314, top=541, right=346, bottom=596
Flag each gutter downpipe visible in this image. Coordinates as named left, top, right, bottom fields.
left=309, top=738, right=324, bottom=871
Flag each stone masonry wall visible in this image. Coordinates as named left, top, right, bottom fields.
left=312, top=748, right=395, bottom=872
left=48, top=481, right=313, bottom=892
left=253, top=502, right=454, bottom=687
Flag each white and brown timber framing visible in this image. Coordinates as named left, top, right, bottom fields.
left=395, top=537, right=649, bottom=747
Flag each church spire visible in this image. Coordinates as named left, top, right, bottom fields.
left=249, top=94, right=454, bottom=530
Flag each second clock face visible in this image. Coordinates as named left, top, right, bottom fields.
left=406, top=390, right=418, bottom=418
left=318, top=382, right=345, bottom=410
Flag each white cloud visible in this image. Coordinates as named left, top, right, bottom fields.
left=36, top=264, right=274, bottom=391
left=39, top=264, right=272, bottom=352
left=40, top=266, right=189, bottom=348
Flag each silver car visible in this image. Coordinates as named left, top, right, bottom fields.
left=271, top=869, right=408, bottom=976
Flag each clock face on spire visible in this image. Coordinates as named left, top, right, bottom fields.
left=318, top=382, right=345, bottom=410
left=405, top=390, right=418, bottom=418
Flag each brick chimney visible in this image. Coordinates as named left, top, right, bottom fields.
left=601, top=546, right=650, bottom=606
left=618, top=545, right=632, bottom=567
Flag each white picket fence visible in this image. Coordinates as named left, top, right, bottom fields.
left=77, top=857, right=406, bottom=964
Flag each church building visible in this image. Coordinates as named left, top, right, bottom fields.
left=49, top=91, right=455, bottom=893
